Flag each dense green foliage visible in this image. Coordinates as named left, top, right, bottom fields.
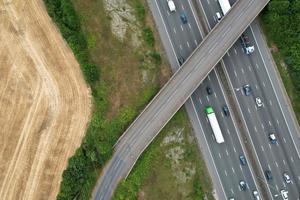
left=44, top=0, right=99, bottom=85
left=262, top=0, right=300, bottom=95
left=43, top=0, right=161, bottom=199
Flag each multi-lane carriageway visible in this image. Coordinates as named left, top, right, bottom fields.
left=93, top=0, right=270, bottom=199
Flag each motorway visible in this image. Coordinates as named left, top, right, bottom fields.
left=92, top=0, right=270, bottom=199
left=151, top=0, right=259, bottom=199
left=198, top=0, right=300, bottom=198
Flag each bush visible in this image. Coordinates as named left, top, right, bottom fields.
left=143, top=27, right=155, bottom=47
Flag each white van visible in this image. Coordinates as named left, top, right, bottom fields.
left=167, top=0, right=176, bottom=12
left=216, top=12, right=222, bottom=21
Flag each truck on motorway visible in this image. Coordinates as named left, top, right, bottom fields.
left=217, top=0, right=231, bottom=15
left=205, top=106, right=225, bottom=144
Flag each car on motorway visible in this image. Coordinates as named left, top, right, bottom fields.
left=167, top=0, right=176, bottom=12
left=222, top=105, right=230, bottom=116
left=206, top=86, right=212, bottom=95
left=180, top=12, right=188, bottom=24
left=239, top=155, right=247, bottom=166
left=228, top=198, right=235, bottom=200
left=239, top=180, right=247, bottom=191
left=178, top=57, right=185, bottom=65
left=265, top=170, right=273, bottom=181
left=243, top=84, right=252, bottom=96
left=253, top=190, right=260, bottom=200
left=283, top=172, right=291, bottom=184
left=255, top=97, right=263, bottom=107
left=216, top=12, right=222, bottom=21
left=269, top=132, right=277, bottom=144
left=280, top=189, right=288, bottom=200
left=240, top=34, right=255, bottom=54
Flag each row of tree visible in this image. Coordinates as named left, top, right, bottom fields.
left=262, top=0, right=300, bottom=91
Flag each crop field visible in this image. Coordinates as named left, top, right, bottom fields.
left=0, top=0, right=91, bottom=199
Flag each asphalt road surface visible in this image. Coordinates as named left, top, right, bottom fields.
left=198, top=0, right=300, bottom=199
left=151, top=0, right=260, bottom=199
left=92, top=0, right=269, bottom=199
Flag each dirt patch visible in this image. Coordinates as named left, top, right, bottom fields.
left=0, top=1, right=91, bottom=199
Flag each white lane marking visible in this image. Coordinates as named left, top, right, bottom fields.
left=181, top=3, right=185, bottom=10
left=275, top=161, right=278, bottom=168
left=187, top=41, right=190, bottom=48
left=233, top=147, right=236, bottom=153
left=221, top=111, right=224, bottom=118
left=214, top=92, right=217, bottom=98
left=224, top=170, right=228, bottom=176
left=268, top=143, right=271, bottom=149
left=269, top=121, right=272, bottom=126
left=276, top=119, right=279, bottom=125
left=268, top=164, right=271, bottom=170
left=180, top=25, right=184, bottom=31
left=218, top=153, right=222, bottom=159
left=254, top=126, right=257, bottom=132
left=269, top=100, right=272, bottom=106
left=199, top=98, right=202, bottom=104
left=188, top=23, right=192, bottom=29
left=283, top=159, right=286, bottom=165
left=179, top=44, right=183, bottom=50
left=227, top=52, right=230, bottom=57
left=194, top=39, right=197, bottom=46
left=234, top=48, right=237, bottom=55
left=283, top=137, right=287, bottom=143
left=283, top=182, right=286, bottom=188
left=234, top=70, right=237, bottom=77
left=248, top=108, right=251, bottom=114
left=231, top=188, right=234, bottom=194
left=213, top=15, right=216, bottom=22
left=241, top=68, right=245, bottom=74
left=261, top=145, right=265, bottom=152
left=250, top=25, right=300, bottom=159
left=173, top=27, right=176, bottom=34
left=226, top=149, right=229, bottom=156
left=256, top=63, right=259, bottom=69
left=262, top=81, right=266, bottom=87
left=208, top=74, right=211, bottom=80
left=275, top=185, right=279, bottom=191
left=206, top=0, right=210, bottom=5
left=232, top=167, right=235, bottom=174
left=239, top=165, right=243, bottom=172
left=167, top=11, right=170, bottom=16
left=206, top=95, right=210, bottom=102
left=227, top=128, right=230, bottom=135
left=255, top=105, right=258, bottom=110
left=298, top=176, right=300, bottom=181
left=248, top=65, right=252, bottom=72
left=261, top=123, right=264, bottom=130
left=291, top=156, right=294, bottom=163
left=255, top=84, right=258, bottom=90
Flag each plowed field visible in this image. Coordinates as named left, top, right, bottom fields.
left=0, top=0, right=91, bottom=199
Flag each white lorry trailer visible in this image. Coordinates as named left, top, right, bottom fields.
left=205, top=106, right=225, bottom=144
left=218, top=0, right=231, bottom=15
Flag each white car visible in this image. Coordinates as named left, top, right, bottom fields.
left=256, top=97, right=263, bottom=107
left=216, top=12, right=222, bottom=21
left=283, top=172, right=291, bottom=184
left=253, top=190, right=260, bottom=200
left=280, top=190, right=288, bottom=200
left=167, top=0, right=176, bottom=12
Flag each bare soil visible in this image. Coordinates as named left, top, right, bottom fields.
left=0, top=0, right=91, bottom=199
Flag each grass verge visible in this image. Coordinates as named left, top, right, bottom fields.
left=43, top=0, right=170, bottom=199
left=113, top=109, right=214, bottom=200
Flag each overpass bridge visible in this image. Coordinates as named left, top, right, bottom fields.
left=93, top=0, right=270, bottom=199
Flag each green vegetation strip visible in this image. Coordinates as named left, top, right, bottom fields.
left=113, top=110, right=213, bottom=200
left=43, top=0, right=161, bottom=199
left=261, top=0, right=300, bottom=122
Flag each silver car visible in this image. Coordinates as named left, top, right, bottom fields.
left=253, top=190, right=260, bottom=200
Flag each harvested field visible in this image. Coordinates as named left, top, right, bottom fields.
left=0, top=0, right=91, bottom=199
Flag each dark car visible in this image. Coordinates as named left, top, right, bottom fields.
left=178, top=57, right=185, bottom=65
left=239, top=180, right=247, bottom=191
left=243, top=84, right=252, bottom=96
left=265, top=170, right=273, bottom=181
left=223, top=105, right=230, bottom=116
left=180, top=12, right=188, bottom=24
left=206, top=86, right=212, bottom=95
left=239, top=155, right=247, bottom=166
